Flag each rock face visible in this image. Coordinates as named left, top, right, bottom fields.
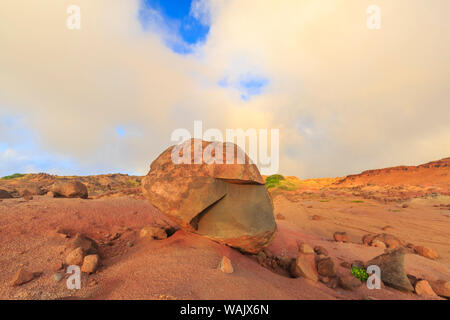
left=0, top=189, right=12, bottom=199
left=142, top=139, right=276, bottom=253
left=51, top=181, right=88, bottom=199
left=366, top=248, right=414, bottom=292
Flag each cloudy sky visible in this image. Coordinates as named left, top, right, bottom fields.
left=1, top=0, right=449, bottom=178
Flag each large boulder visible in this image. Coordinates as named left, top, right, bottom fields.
left=51, top=180, right=88, bottom=199
left=366, top=247, right=414, bottom=292
left=142, top=139, right=276, bottom=253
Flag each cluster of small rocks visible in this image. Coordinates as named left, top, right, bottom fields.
left=64, top=234, right=100, bottom=274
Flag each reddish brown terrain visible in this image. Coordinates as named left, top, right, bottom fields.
left=0, top=158, right=449, bottom=300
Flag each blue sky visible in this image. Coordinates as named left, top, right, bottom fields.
left=138, top=0, right=210, bottom=53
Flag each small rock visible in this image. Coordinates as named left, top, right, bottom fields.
left=339, top=274, right=363, bottom=291
left=297, top=242, right=314, bottom=254
left=317, top=257, right=336, bottom=277
left=311, top=215, right=322, bottom=220
left=140, top=226, right=167, bottom=240
left=340, top=261, right=352, bottom=269
left=351, top=260, right=365, bottom=269
left=370, top=239, right=387, bottom=249
left=415, top=280, right=437, bottom=297
left=81, top=254, right=100, bottom=274
left=313, top=246, right=328, bottom=256
left=402, top=204, right=409, bottom=208
left=51, top=261, right=63, bottom=271
left=333, top=232, right=349, bottom=243
left=414, top=246, right=438, bottom=260
left=67, top=234, right=98, bottom=255
left=276, top=213, right=285, bottom=220
left=127, top=242, right=134, bottom=247
left=10, top=268, right=34, bottom=286
left=218, top=256, right=233, bottom=274
left=111, top=233, right=121, bottom=240
left=52, top=273, right=64, bottom=282
left=65, top=247, right=85, bottom=266
left=0, top=189, right=13, bottom=199
left=362, top=234, right=375, bottom=245
left=289, top=253, right=318, bottom=282
left=24, top=194, right=33, bottom=201
left=429, top=280, right=450, bottom=298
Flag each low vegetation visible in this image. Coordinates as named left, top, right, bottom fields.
left=1, top=173, right=25, bottom=180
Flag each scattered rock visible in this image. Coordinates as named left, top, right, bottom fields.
left=381, top=225, right=393, bottom=231
left=333, top=232, right=349, bottom=243
left=289, top=253, right=318, bottom=282
left=276, top=213, right=285, bottom=220
left=317, top=257, right=337, bottom=277
left=141, top=139, right=276, bottom=254
left=10, top=268, right=34, bottom=286
left=0, top=189, right=12, bottom=199
left=81, top=254, right=100, bottom=274
left=351, top=260, right=365, bottom=269
left=313, top=246, right=328, bottom=256
left=297, top=242, right=314, bottom=254
left=218, top=256, right=234, bottom=274
left=52, top=273, right=64, bottom=282
left=340, top=261, right=352, bottom=269
left=366, top=247, right=413, bottom=292
left=415, top=280, right=437, bottom=297
left=127, top=242, right=134, bottom=247
left=311, top=215, right=322, bottom=220
left=414, top=246, right=438, bottom=260
left=23, top=194, right=33, bottom=201
left=362, top=234, right=375, bottom=245
left=256, top=251, right=266, bottom=265
left=65, top=247, right=85, bottom=266
left=140, top=226, right=167, bottom=240
left=51, top=180, right=88, bottom=199
left=339, top=274, right=363, bottom=291
left=111, top=233, right=121, bottom=240
left=370, top=239, right=386, bottom=249
left=363, top=233, right=403, bottom=249
left=429, top=280, right=450, bottom=298
left=67, top=234, right=98, bottom=254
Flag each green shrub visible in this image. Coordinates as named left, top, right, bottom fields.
left=351, top=266, right=369, bottom=282
left=1, top=173, right=25, bottom=180
left=265, top=174, right=285, bottom=189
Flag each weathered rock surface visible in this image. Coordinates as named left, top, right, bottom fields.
left=414, top=280, right=437, bottom=297
left=51, top=180, right=88, bottom=199
left=429, top=280, right=450, bottom=298
left=366, top=248, right=414, bottom=292
left=140, top=226, right=167, bottom=240
left=362, top=233, right=403, bottom=249
left=10, top=268, right=34, bottom=286
left=0, top=189, right=12, bottom=199
left=289, top=253, right=318, bottom=282
left=142, top=139, right=276, bottom=253
left=65, top=247, right=85, bottom=266
left=414, top=245, right=439, bottom=260
left=317, top=257, right=337, bottom=277
left=333, top=232, right=349, bottom=242
left=81, top=254, right=100, bottom=274
left=67, top=234, right=98, bottom=255
left=218, top=256, right=234, bottom=274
